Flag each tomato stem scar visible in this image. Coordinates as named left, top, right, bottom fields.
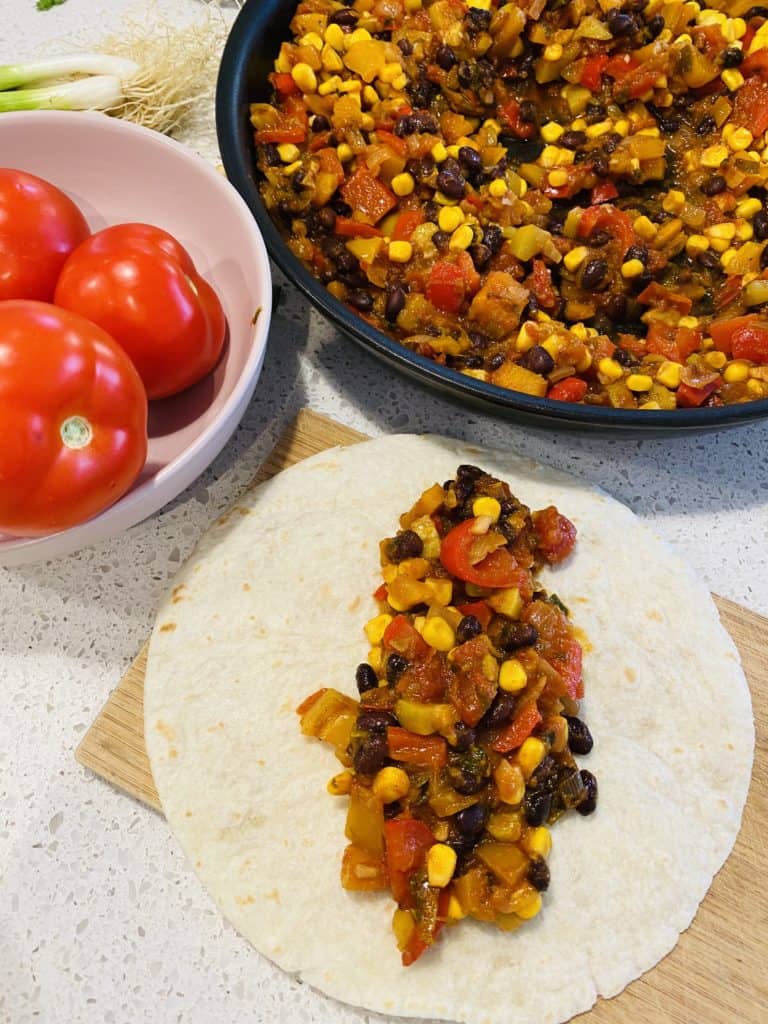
left=60, top=415, right=92, bottom=449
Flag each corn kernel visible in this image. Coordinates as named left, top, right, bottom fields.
left=655, top=360, right=683, bottom=389
left=556, top=147, right=575, bottom=166
left=655, top=217, right=683, bottom=246
left=662, top=189, right=685, bottom=214
left=515, top=322, right=538, bottom=352
left=360, top=113, right=376, bottom=131
left=585, top=120, right=614, bottom=139
left=373, top=766, right=411, bottom=803
left=404, top=0, right=422, bottom=10
left=318, top=75, right=342, bottom=96
left=277, top=143, right=300, bottom=163
left=499, top=658, right=528, bottom=692
left=539, top=144, right=561, bottom=169
left=637, top=127, right=661, bottom=138
left=368, top=645, right=383, bottom=672
left=722, top=69, right=745, bottom=92
left=564, top=245, right=589, bottom=272
left=449, top=224, right=475, bottom=251
left=621, top=258, right=645, bottom=278
left=686, top=234, right=710, bottom=257
left=540, top=334, right=560, bottom=359
left=365, top=613, right=393, bottom=645
left=435, top=207, right=462, bottom=234
left=633, top=215, right=658, bottom=241
left=300, top=31, right=324, bottom=50
left=434, top=190, right=459, bottom=206
left=427, top=844, right=457, bottom=888
left=517, top=737, right=547, bottom=778
left=522, top=826, right=552, bottom=860
left=327, top=770, right=353, bottom=796
left=494, top=760, right=525, bottom=804
left=422, top=617, right=455, bottom=652
left=324, top=23, right=346, bottom=51
left=378, top=61, right=402, bottom=84
left=391, top=172, right=415, bottom=197
left=614, top=118, right=630, bottom=136
left=729, top=17, right=747, bottom=40
left=447, top=894, right=467, bottom=920
left=626, top=373, right=654, bottom=392
left=707, top=222, right=737, bottom=241
left=291, top=62, right=317, bottom=94
left=345, top=28, right=372, bottom=47
left=515, top=888, right=543, bottom=920
left=472, top=496, right=501, bottom=520
left=724, top=360, right=751, bottom=383
left=548, top=169, right=569, bottom=187
left=426, top=144, right=445, bottom=170
left=392, top=73, right=408, bottom=91
left=488, top=178, right=508, bottom=198
left=544, top=43, right=563, bottom=61
left=720, top=247, right=738, bottom=268
left=704, top=350, right=727, bottom=370
left=598, top=357, right=624, bottom=382
left=487, top=810, right=522, bottom=842
left=737, top=221, right=754, bottom=241
left=362, top=84, right=379, bottom=107
left=541, top=121, right=564, bottom=143
left=388, top=240, right=413, bottom=263
left=336, top=142, right=354, bottom=162
left=729, top=126, right=753, bottom=152
left=318, top=42, right=343, bottom=73
left=639, top=400, right=662, bottom=410
left=283, top=160, right=302, bottom=176
left=488, top=587, right=523, bottom=619
left=338, top=79, right=362, bottom=94
left=700, top=144, right=729, bottom=167
left=425, top=578, right=452, bottom=606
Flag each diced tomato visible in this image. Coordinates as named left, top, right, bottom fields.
left=709, top=315, right=759, bottom=355
left=383, top=615, right=430, bottom=660
left=375, top=129, right=407, bottom=156
left=646, top=322, right=702, bottom=363
left=732, top=323, right=768, bottom=362
left=741, top=46, right=768, bottom=77
left=716, top=274, right=744, bottom=311
left=545, top=637, right=584, bottom=701
left=340, top=168, right=397, bottom=224
left=396, top=650, right=451, bottom=703
left=604, top=53, right=639, bottom=80
left=732, top=75, right=768, bottom=135
left=315, top=147, right=344, bottom=179
left=401, top=889, right=451, bottom=967
left=440, top=518, right=520, bottom=589
left=676, top=379, right=720, bottom=408
left=528, top=259, right=557, bottom=310
left=334, top=217, right=383, bottom=239
left=636, top=282, right=693, bottom=316
left=590, top=182, right=618, bottom=205
left=624, top=64, right=667, bottom=99
left=577, top=204, right=635, bottom=256
left=387, top=727, right=448, bottom=770
left=373, top=582, right=388, bottom=602
left=546, top=378, right=587, bottom=403
left=448, top=635, right=498, bottom=727
left=426, top=260, right=468, bottom=314
left=456, top=600, right=493, bottom=629
left=392, top=209, right=425, bottom=241
left=270, top=71, right=299, bottom=96
left=498, top=98, right=537, bottom=140
left=580, top=54, right=608, bottom=91
left=254, top=96, right=308, bottom=144
left=492, top=703, right=542, bottom=753
left=532, top=506, right=577, bottom=564
left=384, top=817, right=435, bottom=905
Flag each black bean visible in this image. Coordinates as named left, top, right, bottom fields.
left=529, top=756, right=559, bottom=793
left=760, top=244, right=768, bottom=271
left=745, top=6, right=768, bottom=16
left=528, top=857, right=550, bottom=892
left=460, top=353, right=484, bottom=369
left=479, top=691, right=518, bottom=730
left=385, top=285, right=406, bottom=322
left=657, top=112, right=682, bottom=134
left=311, top=114, right=330, bottom=133
left=592, top=152, right=610, bottom=178
left=585, top=101, right=606, bottom=124
left=455, top=803, right=489, bottom=837
left=331, top=196, right=353, bottom=217
left=424, top=199, right=440, bottom=223
left=468, top=330, right=490, bottom=349
left=613, top=345, right=634, bottom=366
left=523, top=788, right=552, bottom=826
left=456, top=614, right=483, bottom=644
left=317, top=207, right=336, bottom=231
left=589, top=229, right=611, bottom=248
left=349, top=289, right=373, bottom=312
left=697, top=249, right=721, bottom=270
left=754, top=209, right=768, bottom=241
left=335, top=252, right=359, bottom=278
left=432, top=230, right=450, bottom=253
left=565, top=716, right=594, bottom=755
left=328, top=8, right=357, bottom=27
left=411, top=110, right=439, bottom=134
left=582, top=258, right=609, bottom=291
left=518, top=99, right=538, bottom=125
left=496, top=621, right=539, bottom=652
left=435, top=44, right=457, bottom=70
left=457, top=463, right=484, bottom=485
left=437, top=162, right=466, bottom=199
left=261, top=143, right=281, bottom=166
left=459, top=146, right=483, bottom=173
left=353, top=733, right=389, bottom=775
left=394, top=114, right=414, bottom=137
left=482, top=224, right=504, bottom=254
left=604, top=293, right=627, bottom=322
left=357, top=709, right=398, bottom=733
left=457, top=61, right=474, bottom=88
left=469, top=243, right=492, bottom=271
left=647, top=13, right=665, bottom=38
left=386, top=653, right=409, bottom=685
left=355, top=663, right=378, bottom=695
left=387, top=529, right=423, bottom=562
left=722, top=47, right=744, bottom=67
left=607, top=9, right=637, bottom=35
left=451, top=723, right=477, bottom=751
left=520, top=345, right=555, bottom=376
left=466, top=7, right=491, bottom=30
left=576, top=769, right=598, bottom=815
left=701, top=174, right=727, bottom=197
left=624, top=244, right=648, bottom=264
left=398, top=37, right=413, bottom=56
left=560, top=130, right=587, bottom=150
left=696, top=114, right=716, bottom=136
left=276, top=200, right=293, bottom=222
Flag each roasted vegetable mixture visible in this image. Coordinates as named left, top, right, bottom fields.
left=298, top=465, right=597, bottom=965
left=254, top=0, right=768, bottom=409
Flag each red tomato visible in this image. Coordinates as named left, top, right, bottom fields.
left=440, top=517, right=520, bottom=588
left=384, top=817, right=435, bottom=905
left=709, top=315, right=758, bottom=355
left=0, top=301, right=147, bottom=536
left=0, top=169, right=89, bottom=302
left=547, top=378, right=587, bottom=403
left=732, top=323, right=768, bottom=362
left=492, top=703, right=543, bottom=753
left=54, top=223, right=226, bottom=400
left=532, top=506, right=577, bottom=563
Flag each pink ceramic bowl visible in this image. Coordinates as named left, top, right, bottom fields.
left=0, top=111, right=272, bottom=567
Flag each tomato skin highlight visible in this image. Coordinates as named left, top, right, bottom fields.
left=54, top=223, right=226, bottom=400
left=0, top=300, right=147, bottom=536
left=0, top=168, right=90, bottom=302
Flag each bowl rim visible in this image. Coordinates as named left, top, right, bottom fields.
left=215, top=0, right=768, bottom=431
left=0, top=110, right=273, bottom=564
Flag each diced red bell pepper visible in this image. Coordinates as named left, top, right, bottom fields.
left=709, top=315, right=759, bottom=355
left=741, top=46, right=768, bottom=77
left=254, top=96, right=308, bottom=144
left=590, top=182, right=619, bottom=205
left=387, top=727, right=448, bottom=770
left=426, top=260, right=468, bottom=314
left=440, top=518, right=520, bottom=589
left=637, top=282, right=693, bottom=316
left=676, top=379, right=720, bottom=408
left=492, top=703, right=543, bottom=753
left=646, top=322, right=702, bottom=363
left=732, top=75, right=768, bottom=135
left=384, top=817, right=435, bottom=905
left=604, top=53, right=639, bottom=79
left=546, top=378, right=587, bottom=403
left=341, top=167, right=397, bottom=224
left=334, top=217, right=383, bottom=238
left=392, top=210, right=425, bottom=241
left=498, top=98, right=537, bottom=140
left=580, top=54, right=608, bottom=91
left=270, top=71, right=299, bottom=96
left=375, top=129, right=408, bottom=156
left=456, top=600, right=493, bottom=630
left=373, top=582, right=388, bottom=602
left=528, top=259, right=557, bottom=310
left=623, top=64, right=666, bottom=99
left=383, top=615, right=430, bottom=660
left=532, top=506, right=577, bottom=564
left=732, top=323, right=768, bottom=362
left=577, top=204, right=635, bottom=255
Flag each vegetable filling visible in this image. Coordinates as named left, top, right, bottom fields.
left=298, top=465, right=597, bottom=965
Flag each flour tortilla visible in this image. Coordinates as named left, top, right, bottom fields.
left=144, top=434, right=753, bottom=1024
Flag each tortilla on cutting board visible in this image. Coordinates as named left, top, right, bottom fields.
left=144, top=435, right=753, bottom=1024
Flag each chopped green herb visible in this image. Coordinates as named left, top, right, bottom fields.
left=37, top=0, right=68, bottom=10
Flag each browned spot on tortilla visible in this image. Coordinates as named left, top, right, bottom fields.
left=727, top=742, right=734, bottom=751
left=264, top=889, right=281, bottom=903
left=348, top=595, right=362, bottom=612
left=155, top=720, right=175, bottom=742
left=171, top=585, right=187, bottom=604
left=573, top=596, right=589, bottom=604
left=185, top=811, right=193, bottom=818
left=207, top=722, right=225, bottom=732
left=625, top=667, right=636, bottom=683
left=256, top=758, right=266, bottom=767
left=160, top=621, right=176, bottom=633
left=647, top=608, right=663, bottom=621
left=218, top=514, right=230, bottom=526
left=238, top=507, right=251, bottom=516
left=236, top=894, right=255, bottom=906
left=243, top=582, right=251, bottom=591
left=196, top=860, right=203, bottom=868
left=169, top=748, right=178, bottom=759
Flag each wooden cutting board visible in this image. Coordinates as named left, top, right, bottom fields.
left=76, top=408, right=767, bottom=1024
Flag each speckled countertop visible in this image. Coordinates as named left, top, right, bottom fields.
left=1, top=3, right=767, bottom=1023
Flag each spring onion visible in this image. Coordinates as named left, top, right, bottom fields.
left=0, top=76, right=123, bottom=113
left=0, top=55, right=138, bottom=92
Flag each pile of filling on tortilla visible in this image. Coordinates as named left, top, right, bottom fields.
left=298, top=464, right=597, bottom=966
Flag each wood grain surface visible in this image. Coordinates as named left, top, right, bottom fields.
left=76, top=409, right=767, bottom=1024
